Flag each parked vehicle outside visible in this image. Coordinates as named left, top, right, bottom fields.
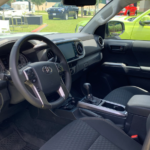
left=111, top=9, right=150, bottom=40
left=75, top=9, right=150, bottom=41
left=75, top=20, right=89, bottom=32
left=118, top=3, right=137, bottom=16
left=47, top=3, right=79, bottom=20
left=45, top=8, right=49, bottom=12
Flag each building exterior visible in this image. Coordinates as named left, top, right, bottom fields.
left=139, top=0, right=150, bottom=12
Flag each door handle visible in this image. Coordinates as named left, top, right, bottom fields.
left=110, top=45, right=125, bottom=52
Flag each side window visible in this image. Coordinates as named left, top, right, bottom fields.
left=105, top=0, right=150, bottom=41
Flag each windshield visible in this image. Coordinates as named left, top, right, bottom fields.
left=53, top=3, right=63, bottom=8
left=127, top=17, right=137, bottom=22
left=0, top=0, right=110, bottom=37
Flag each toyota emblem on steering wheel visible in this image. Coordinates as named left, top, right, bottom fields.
left=42, top=66, right=52, bottom=74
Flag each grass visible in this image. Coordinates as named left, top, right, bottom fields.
left=35, top=11, right=47, bottom=13
left=10, top=13, right=92, bottom=33
left=40, top=14, right=92, bottom=33
left=10, top=25, right=39, bottom=33
left=137, top=12, right=143, bottom=15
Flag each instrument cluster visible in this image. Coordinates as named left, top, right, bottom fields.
left=0, top=54, right=28, bottom=73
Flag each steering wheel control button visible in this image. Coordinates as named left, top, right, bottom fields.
left=36, top=86, right=40, bottom=92
left=25, top=69, right=34, bottom=77
left=56, top=64, right=64, bottom=73
left=23, top=68, right=36, bottom=81
left=32, top=78, right=37, bottom=83
left=42, top=66, right=52, bottom=74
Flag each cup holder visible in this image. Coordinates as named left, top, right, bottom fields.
left=102, top=102, right=125, bottom=111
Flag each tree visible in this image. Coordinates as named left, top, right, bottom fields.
left=46, top=0, right=61, bottom=2
left=31, top=0, right=46, bottom=11
left=7, top=0, right=14, bottom=6
left=95, top=0, right=102, bottom=14
left=81, top=7, right=84, bottom=17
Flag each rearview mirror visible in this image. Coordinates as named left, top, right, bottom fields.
left=62, top=0, right=96, bottom=6
left=106, top=21, right=125, bottom=38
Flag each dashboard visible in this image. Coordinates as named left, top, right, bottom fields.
left=0, top=33, right=104, bottom=105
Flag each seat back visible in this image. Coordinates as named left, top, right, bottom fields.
left=142, top=114, right=150, bottom=150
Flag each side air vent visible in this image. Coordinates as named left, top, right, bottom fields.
left=77, top=43, right=83, bottom=55
left=98, top=36, right=104, bottom=47
left=47, top=50, right=54, bottom=59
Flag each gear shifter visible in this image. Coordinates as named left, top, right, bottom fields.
left=83, top=83, right=97, bottom=104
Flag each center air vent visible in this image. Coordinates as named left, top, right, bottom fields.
left=77, top=43, right=83, bottom=55
left=47, top=50, right=54, bottom=59
left=98, top=36, right=104, bottom=47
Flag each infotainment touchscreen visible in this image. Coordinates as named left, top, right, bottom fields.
left=57, top=42, right=76, bottom=61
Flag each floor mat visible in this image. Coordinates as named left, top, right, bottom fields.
left=0, top=124, right=38, bottom=150
left=0, top=110, right=65, bottom=150
left=12, top=111, right=64, bottom=141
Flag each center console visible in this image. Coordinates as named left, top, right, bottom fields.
left=77, top=83, right=127, bottom=125
left=55, top=83, right=150, bottom=143
left=79, top=98, right=127, bottom=117
left=125, top=95, right=150, bottom=142
left=127, top=95, right=150, bottom=117
left=56, top=83, right=128, bottom=126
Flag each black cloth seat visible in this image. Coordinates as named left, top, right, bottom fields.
left=40, top=117, right=142, bottom=150
left=104, top=86, right=150, bottom=106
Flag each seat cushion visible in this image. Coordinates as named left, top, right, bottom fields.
left=104, top=86, right=150, bottom=106
left=40, top=117, right=142, bottom=150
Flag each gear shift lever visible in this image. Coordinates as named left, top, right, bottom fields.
left=83, top=83, right=97, bottom=104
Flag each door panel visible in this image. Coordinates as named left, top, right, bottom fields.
left=103, top=39, right=138, bottom=66
left=100, top=39, right=150, bottom=93
left=132, top=41, right=150, bottom=66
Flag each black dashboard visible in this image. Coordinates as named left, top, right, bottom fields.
left=0, top=33, right=104, bottom=104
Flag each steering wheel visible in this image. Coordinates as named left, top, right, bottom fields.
left=9, top=34, right=71, bottom=109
